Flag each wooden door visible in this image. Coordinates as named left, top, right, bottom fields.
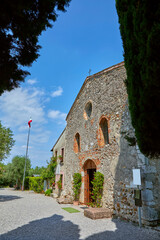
left=89, top=168, right=96, bottom=202
left=83, top=160, right=97, bottom=204
left=84, top=169, right=89, bottom=204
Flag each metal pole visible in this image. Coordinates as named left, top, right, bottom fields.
left=137, top=185, right=142, bottom=227
left=22, top=126, right=30, bottom=191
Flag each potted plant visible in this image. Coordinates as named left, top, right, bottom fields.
left=73, top=173, right=82, bottom=205
left=58, top=155, right=63, bottom=162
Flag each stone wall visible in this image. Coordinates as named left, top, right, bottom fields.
left=52, top=129, right=66, bottom=194
left=63, top=62, right=160, bottom=226
left=114, top=103, right=160, bottom=226
left=65, top=62, right=127, bottom=201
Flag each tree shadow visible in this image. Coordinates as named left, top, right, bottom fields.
left=85, top=219, right=160, bottom=240
left=0, top=214, right=81, bottom=240
left=0, top=195, right=22, bottom=202
left=0, top=212, right=159, bottom=240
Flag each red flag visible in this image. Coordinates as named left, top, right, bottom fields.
left=28, top=119, right=32, bottom=127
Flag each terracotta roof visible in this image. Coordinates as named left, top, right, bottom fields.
left=66, top=61, right=124, bottom=120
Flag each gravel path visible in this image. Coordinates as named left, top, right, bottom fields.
left=0, top=188, right=160, bottom=240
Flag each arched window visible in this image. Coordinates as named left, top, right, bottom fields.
left=84, top=101, right=92, bottom=120
left=74, top=133, right=80, bottom=153
left=99, top=118, right=109, bottom=145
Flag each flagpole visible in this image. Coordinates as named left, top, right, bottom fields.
left=22, top=124, right=31, bottom=191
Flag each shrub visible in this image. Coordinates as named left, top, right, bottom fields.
left=57, top=179, right=62, bottom=190
left=45, top=188, right=52, bottom=196
left=29, top=177, right=43, bottom=193
left=73, top=173, right=82, bottom=201
left=91, top=172, right=104, bottom=207
left=24, top=177, right=30, bottom=190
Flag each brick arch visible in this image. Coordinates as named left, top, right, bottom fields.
left=97, top=115, right=110, bottom=147
left=83, top=159, right=97, bottom=170
left=73, top=132, right=80, bottom=153
left=83, top=159, right=97, bottom=204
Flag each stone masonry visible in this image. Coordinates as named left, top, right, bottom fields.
left=53, top=62, right=160, bottom=226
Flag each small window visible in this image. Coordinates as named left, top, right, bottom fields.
left=84, top=101, right=92, bottom=120
left=61, top=148, right=64, bottom=162
left=99, top=118, right=109, bottom=145
left=55, top=150, right=58, bottom=159
left=74, top=133, right=80, bottom=153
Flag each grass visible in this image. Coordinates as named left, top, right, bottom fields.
left=62, top=207, right=80, bottom=213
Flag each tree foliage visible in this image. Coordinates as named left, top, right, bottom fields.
left=0, top=121, right=15, bottom=161
left=29, top=166, right=45, bottom=176
left=3, top=155, right=31, bottom=188
left=0, top=162, right=6, bottom=186
left=29, top=177, right=43, bottom=193
left=116, top=0, right=160, bottom=157
left=0, top=0, right=71, bottom=95
left=41, top=156, right=57, bottom=180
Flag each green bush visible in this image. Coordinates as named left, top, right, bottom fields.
left=73, top=173, right=82, bottom=201
left=24, top=177, right=30, bottom=190
left=45, top=188, right=52, bottom=196
left=57, top=179, right=62, bottom=190
left=29, top=177, right=43, bottom=193
left=91, top=172, right=104, bottom=207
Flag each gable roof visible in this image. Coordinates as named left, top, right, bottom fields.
left=66, top=61, right=124, bottom=120
left=51, top=128, right=66, bottom=152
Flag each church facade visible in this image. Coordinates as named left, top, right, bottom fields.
left=53, top=62, right=160, bottom=226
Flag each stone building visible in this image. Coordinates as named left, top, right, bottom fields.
left=53, top=62, right=160, bottom=226
left=51, top=128, right=66, bottom=195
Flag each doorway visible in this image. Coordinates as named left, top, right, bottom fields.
left=83, top=160, right=96, bottom=204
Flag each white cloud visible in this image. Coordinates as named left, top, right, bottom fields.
left=51, top=87, right=63, bottom=97
left=27, top=79, right=37, bottom=85
left=0, top=85, right=65, bottom=167
left=48, top=110, right=67, bottom=121
left=21, top=145, right=33, bottom=149
left=0, top=87, right=46, bottom=128
left=30, top=131, right=51, bottom=144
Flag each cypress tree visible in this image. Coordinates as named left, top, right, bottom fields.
left=116, top=0, right=160, bottom=157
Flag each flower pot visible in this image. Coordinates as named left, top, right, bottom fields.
left=73, top=201, right=79, bottom=206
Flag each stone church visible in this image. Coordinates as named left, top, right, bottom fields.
left=52, top=62, right=160, bottom=226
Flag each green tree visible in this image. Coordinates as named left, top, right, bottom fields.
left=0, top=162, right=6, bottom=186
left=9, top=155, right=31, bottom=188
left=29, top=177, right=44, bottom=193
left=29, top=166, right=45, bottom=176
left=0, top=121, right=15, bottom=161
left=0, top=0, right=71, bottom=95
left=0, top=163, right=14, bottom=187
left=41, top=156, right=57, bottom=180
left=116, top=1, right=160, bottom=157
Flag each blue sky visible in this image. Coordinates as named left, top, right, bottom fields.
left=0, top=0, right=123, bottom=168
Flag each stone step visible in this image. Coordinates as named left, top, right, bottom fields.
left=84, top=208, right=112, bottom=220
